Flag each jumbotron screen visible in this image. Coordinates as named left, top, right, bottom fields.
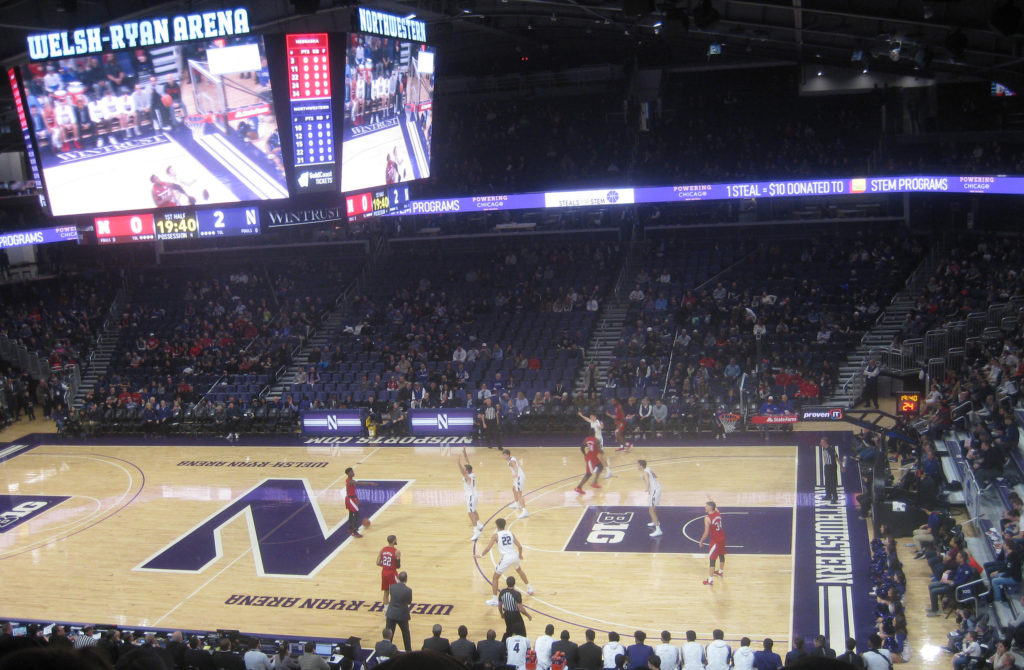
left=17, top=29, right=287, bottom=217
left=340, top=33, right=434, bottom=194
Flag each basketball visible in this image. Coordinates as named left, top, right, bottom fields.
left=161, top=94, right=173, bottom=107
left=362, top=519, right=371, bottom=528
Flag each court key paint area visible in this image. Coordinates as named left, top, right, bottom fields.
left=0, top=439, right=869, bottom=646
left=563, top=506, right=793, bottom=554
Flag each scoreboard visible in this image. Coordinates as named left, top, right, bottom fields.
left=345, top=184, right=411, bottom=221
left=94, top=205, right=259, bottom=245
left=286, top=33, right=337, bottom=194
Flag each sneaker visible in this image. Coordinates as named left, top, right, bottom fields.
left=518, top=510, right=530, bottom=519
left=510, top=502, right=521, bottom=509
left=647, top=522, right=656, bottom=527
left=604, top=470, right=613, bottom=479
left=615, top=446, right=628, bottom=452
left=471, top=530, right=481, bottom=541
left=591, top=482, right=601, bottom=488
left=486, top=598, right=499, bottom=606
left=714, top=570, right=724, bottom=577
left=703, top=578, right=713, bottom=586
left=351, top=531, right=363, bottom=538
left=574, top=487, right=585, bottom=495
left=649, top=527, right=663, bottom=537
left=626, top=442, right=634, bottom=452
left=926, top=609, right=939, bottom=617
left=526, top=585, right=534, bottom=595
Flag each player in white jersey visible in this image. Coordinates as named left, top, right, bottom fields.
left=578, top=412, right=613, bottom=478
left=53, top=93, right=80, bottom=151
left=457, top=447, right=484, bottom=540
left=732, top=638, right=755, bottom=670
left=705, top=630, right=731, bottom=670
left=117, top=87, right=138, bottom=139
left=101, top=89, right=121, bottom=142
left=535, top=624, right=556, bottom=670
left=165, top=165, right=209, bottom=205
left=476, top=517, right=532, bottom=605
left=502, top=448, right=528, bottom=518
left=506, top=634, right=531, bottom=670
left=681, top=631, right=705, bottom=670
left=655, top=631, right=681, bottom=670
left=602, top=632, right=626, bottom=669
left=638, top=459, right=662, bottom=537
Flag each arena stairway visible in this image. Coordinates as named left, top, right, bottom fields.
left=827, top=251, right=941, bottom=408
left=573, top=295, right=629, bottom=396
left=71, top=287, right=127, bottom=408
left=267, top=310, right=348, bottom=401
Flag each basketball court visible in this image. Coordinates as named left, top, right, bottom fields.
left=0, top=429, right=874, bottom=652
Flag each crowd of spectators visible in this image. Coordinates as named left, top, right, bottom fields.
left=589, top=230, right=924, bottom=430
left=0, top=617, right=915, bottom=670
left=73, top=260, right=350, bottom=436
left=0, top=270, right=117, bottom=370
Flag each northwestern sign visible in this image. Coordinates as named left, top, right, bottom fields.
left=137, top=478, right=409, bottom=577
left=302, top=410, right=364, bottom=436
left=27, top=8, right=250, bottom=60
left=357, top=8, right=427, bottom=42
left=409, top=409, right=475, bottom=435
left=0, top=495, right=69, bottom=533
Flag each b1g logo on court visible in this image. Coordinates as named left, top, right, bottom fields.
left=0, top=495, right=70, bottom=533
left=135, top=478, right=410, bottom=578
left=585, top=511, right=634, bottom=544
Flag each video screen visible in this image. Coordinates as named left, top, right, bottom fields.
left=341, top=33, right=434, bottom=193
left=18, top=35, right=288, bottom=217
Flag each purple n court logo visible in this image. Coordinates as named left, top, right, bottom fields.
left=136, top=478, right=409, bottom=577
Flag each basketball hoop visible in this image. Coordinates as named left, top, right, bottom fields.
left=185, top=114, right=209, bottom=141
left=720, top=412, right=741, bottom=434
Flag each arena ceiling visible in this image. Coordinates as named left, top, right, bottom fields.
left=0, top=0, right=1021, bottom=92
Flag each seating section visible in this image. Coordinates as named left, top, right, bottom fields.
left=77, top=260, right=358, bottom=435
left=0, top=271, right=117, bottom=369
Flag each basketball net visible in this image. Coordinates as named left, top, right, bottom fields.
left=185, top=114, right=209, bottom=141
left=720, top=412, right=741, bottom=433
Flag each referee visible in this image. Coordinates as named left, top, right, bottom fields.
left=497, top=576, right=531, bottom=641
left=480, top=397, right=502, bottom=448
left=820, top=437, right=845, bottom=504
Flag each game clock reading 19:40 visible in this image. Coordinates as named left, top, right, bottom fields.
left=155, top=211, right=198, bottom=238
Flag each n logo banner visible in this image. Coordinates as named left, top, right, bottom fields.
left=136, top=478, right=409, bottom=577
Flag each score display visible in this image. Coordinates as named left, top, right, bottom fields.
left=346, top=184, right=410, bottom=221
left=286, top=33, right=337, bottom=193
left=95, top=206, right=259, bottom=244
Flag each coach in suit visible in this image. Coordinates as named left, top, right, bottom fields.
left=385, top=571, right=413, bottom=652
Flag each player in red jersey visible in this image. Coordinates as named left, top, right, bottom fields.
left=376, top=534, right=401, bottom=604
left=345, top=467, right=363, bottom=538
left=607, top=399, right=634, bottom=452
left=385, top=151, right=399, bottom=185
left=573, top=434, right=604, bottom=495
left=150, top=174, right=190, bottom=208
left=699, top=500, right=726, bottom=585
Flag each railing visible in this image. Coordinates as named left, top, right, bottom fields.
left=0, top=334, right=50, bottom=379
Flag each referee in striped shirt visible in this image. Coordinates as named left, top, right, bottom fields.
left=820, top=437, right=844, bottom=504
left=497, top=576, right=531, bottom=640
left=480, top=397, right=502, bottom=448
left=73, top=625, right=98, bottom=649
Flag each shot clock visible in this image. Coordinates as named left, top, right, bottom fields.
left=897, top=393, right=921, bottom=417
left=95, top=206, right=259, bottom=244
